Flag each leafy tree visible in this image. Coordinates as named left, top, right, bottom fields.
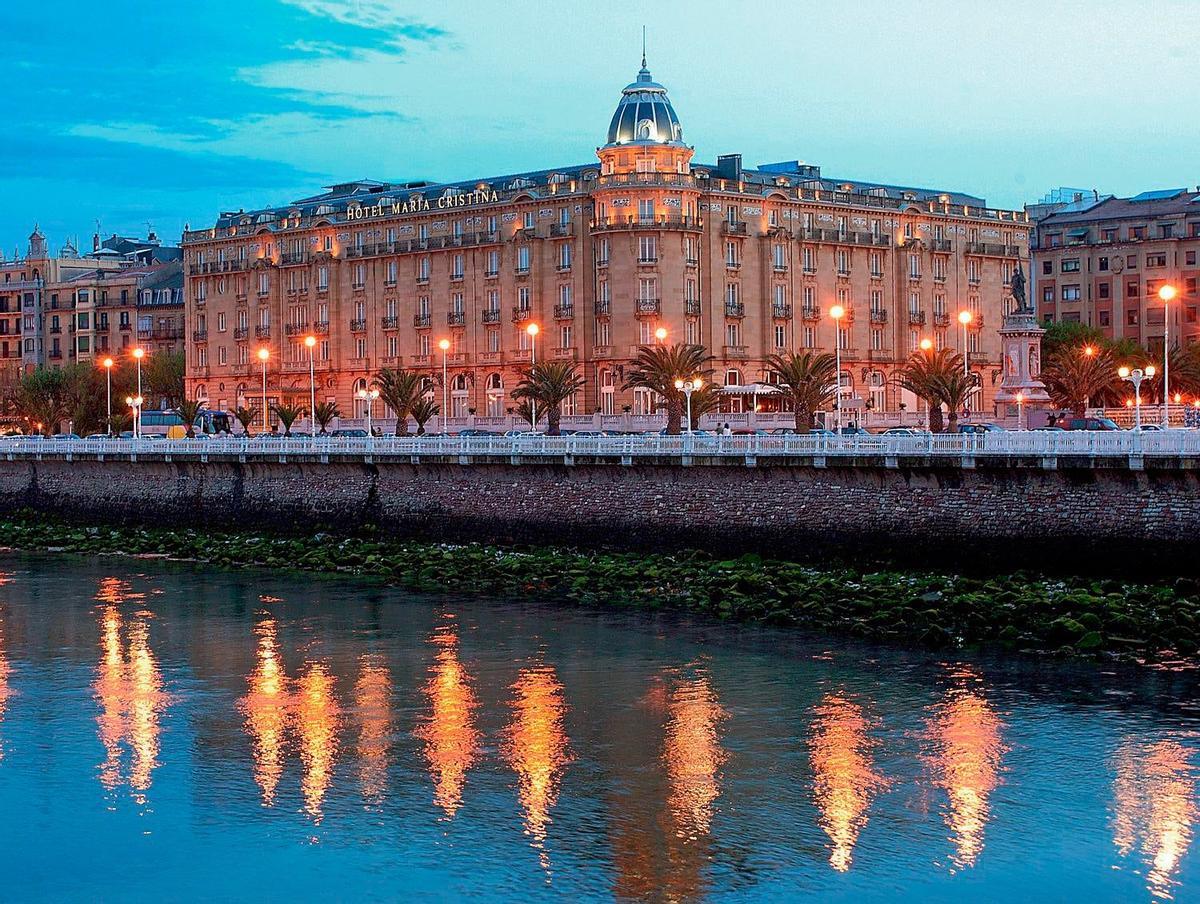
left=313, top=400, right=341, bottom=434
left=409, top=397, right=439, bottom=435
left=1041, top=345, right=1122, bottom=419
left=143, top=350, right=186, bottom=409
left=765, top=351, right=838, bottom=433
left=622, top=343, right=711, bottom=435
left=1041, top=320, right=1107, bottom=360
left=60, top=363, right=106, bottom=435
left=177, top=399, right=203, bottom=438
left=234, top=405, right=259, bottom=436
left=14, top=367, right=69, bottom=435
left=271, top=402, right=305, bottom=436
left=375, top=367, right=423, bottom=435
left=511, top=361, right=585, bottom=435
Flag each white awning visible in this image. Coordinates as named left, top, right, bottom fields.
left=716, top=382, right=782, bottom=396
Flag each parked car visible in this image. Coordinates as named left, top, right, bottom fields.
left=1063, top=417, right=1121, bottom=431
left=458, top=429, right=500, bottom=436
left=331, top=428, right=369, bottom=438
left=881, top=427, right=926, bottom=436
left=838, top=426, right=871, bottom=435
left=958, top=423, right=1007, bottom=434
left=1032, top=425, right=1066, bottom=431
left=732, top=429, right=770, bottom=436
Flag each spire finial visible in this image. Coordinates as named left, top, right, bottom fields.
left=641, top=26, right=647, bottom=69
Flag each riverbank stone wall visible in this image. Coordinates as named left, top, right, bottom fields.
left=0, top=457, right=1197, bottom=571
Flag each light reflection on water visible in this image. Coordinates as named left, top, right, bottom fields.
left=0, top=555, right=1193, bottom=901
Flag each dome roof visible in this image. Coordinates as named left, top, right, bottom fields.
left=604, top=58, right=684, bottom=147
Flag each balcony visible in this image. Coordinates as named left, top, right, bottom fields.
left=285, top=323, right=308, bottom=337
left=515, top=266, right=530, bottom=276
left=447, top=311, right=466, bottom=326
left=192, top=330, right=208, bottom=342
left=233, top=327, right=249, bottom=340
left=279, top=252, right=309, bottom=266
left=381, top=316, right=399, bottom=330
left=413, top=314, right=431, bottom=329
left=635, top=298, right=661, bottom=317
left=511, top=306, right=531, bottom=322
left=253, top=326, right=270, bottom=339
left=553, top=304, right=574, bottom=320
left=551, top=347, right=577, bottom=361
left=725, top=259, right=741, bottom=270
left=721, top=221, right=748, bottom=236
left=591, top=215, right=703, bottom=233
left=596, top=171, right=698, bottom=190
left=479, top=351, right=503, bottom=365
left=869, top=309, right=888, bottom=324
left=772, top=303, right=792, bottom=320
left=48, top=325, right=61, bottom=334
left=724, top=301, right=745, bottom=318
left=685, top=299, right=701, bottom=317
left=349, top=319, right=366, bottom=332
left=484, top=269, right=500, bottom=278
left=411, top=354, right=431, bottom=367
left=965, top=242, right=1022, bottom=257
left=801, top=306, right=820, bottom=321
left=637, top=256, right=658, bottom=266
left=908, top=311, right=927, bottom=326
left=314, top=320, right=330, bottom=335
left=773, top=263, right=788, bottom=273
left=594, top=300, right=611, bottom=317
left=481, top=309, right=501, bottom=324
left=930, top=239, right=954, bottom=252
left=416, top=275, right=430, bottom=285
left=685, top=257, right=699, bottom=267
left=450, top=272, right=464, bottom=282
left=933, top=312, right=951, bottom=328
left=548, top=223, right=573, bottom=238
left=723, top=345, right=749, bottom=359
left=592, top=345, right=613, bottom=358
left=868, top=349, right=894, bottom=362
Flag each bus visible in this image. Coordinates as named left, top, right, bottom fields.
left=139, top=408, right=234, bottom=438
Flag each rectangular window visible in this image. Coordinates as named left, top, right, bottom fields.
left=639, top=236, right=657, bottom=262
left=1062, top=285, right=1081, bottom=301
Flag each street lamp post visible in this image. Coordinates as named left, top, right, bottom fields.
left=526, top=323, right=539, bottom=431
left=919, top=337, right=933, bottom=430
left=1160, top=284, right=1177, bottom=426
left=829, top=304, right=845, bottom=432
left=304, top=335, right=317, bottom=439
left=438, top=338, right=451, bottom=434
left=673, top=376, right=703, bottom=434
left=1015, top=391, right=1024, bottom=431
left=102, top=357, right=113, bottom=436
left=357, top=387, right=379, bottom=435
left=1119, top=365, right=1155, bottom=430
left=957, top=310, right=973, bottom=376
left=131, top=347, right=144, bottom=439
left=125, top=395, right=142, bottom=438
left=257, top=347, right=270, bottom=433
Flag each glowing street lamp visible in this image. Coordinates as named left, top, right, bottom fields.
left=655, top=326, right=668, bottom=345
left=357, top=386, right=380, bottom=436
left=1119, top=365, right=1154, bottom=430
left=125, top=395, right=142, bottom=438
left=304, top=335, right=317, bottom=438
left=102, top=357, right=114, bottom=436
left=131, top=346, right=145, bottom=438
left=674, top=376, right=703, bottom=434
left=957, top=310, right=973, bottom=376
left=1159, top=284, right=1177, bottom=426
left=830, top=303, right=849, bottom=429
left=257, top=347, right=270, bottom=433
left=1015, top=391, right=1025, bottom=431
left=438, top=338, right=451, bottom=433
left=919, top=337, right=933, bottom=352
left=526, top=323, right=540, bottom=431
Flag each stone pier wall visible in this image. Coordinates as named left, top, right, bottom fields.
left=0, top=456, right=1196, bottom=570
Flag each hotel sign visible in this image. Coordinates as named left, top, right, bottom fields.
left=345, top=188, right=500, bottom=221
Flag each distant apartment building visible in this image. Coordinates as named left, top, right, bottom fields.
left=0, top=227, right=183, bottom=374
left=1032, top=188, right=1200, bottom=352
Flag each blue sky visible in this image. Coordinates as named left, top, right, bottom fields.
left=2, top=0, right=1197, bottom=254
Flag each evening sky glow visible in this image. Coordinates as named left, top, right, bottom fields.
left=2, top=0, right=1197, bottom=248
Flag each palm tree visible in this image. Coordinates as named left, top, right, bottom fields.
left=376, top=367, right=423, bottom=435
left=1041, top=344, right=1121, bottom=420
left=897, top=349, right=953, bottom=433
left=409, top=397, right=439, bottom=435
left=313, top=400, right=341, bottom=434
left=272, top=402, right=304, bottom=436
left=933, top=367, right=976, bottom=433
left=234, top=405, right=259, bottom=436
left=511, top=361, right=585, bottom=435
left=764, top=351, right=838, bottom=433
left=622, top=343, right=711, bottom=435
left=687, top=384, right=722, bottom=431
left=177, top=399, right=203, bottom=438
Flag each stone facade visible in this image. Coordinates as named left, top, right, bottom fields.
left=182, top=59, right=1031, bottom=425
left=1, top=457, right=1197, bottom=568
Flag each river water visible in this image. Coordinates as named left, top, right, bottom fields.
left=0, top=552, right=1195, bottom=902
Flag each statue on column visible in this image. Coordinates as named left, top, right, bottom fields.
left=994, top=260, right=1050, bottom=417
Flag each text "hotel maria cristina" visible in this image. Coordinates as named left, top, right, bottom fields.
left=344, top=188, right=502, bottom=221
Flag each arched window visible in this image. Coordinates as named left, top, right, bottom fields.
left=195, top=384, right=208, bottom=402
left=451, top=374, right=469, bottom=418
left=353, top=378, right=369, bottom=418
left=485, top=373, right=504, bottom=417
left=868, top=371, right=886, bottom=411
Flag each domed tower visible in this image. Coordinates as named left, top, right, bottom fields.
left=27, top=225, right=48, bottom=261
left=597, top=55, right=693, bottom=176
left=591, top=57, right=703, bottom=393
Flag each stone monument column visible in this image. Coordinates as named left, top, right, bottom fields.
left=994, top=261, right=1050, bottom=424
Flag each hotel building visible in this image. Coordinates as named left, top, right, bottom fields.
left=1033, top=188, right=1200, bottom=353
left=181, top=59, right=1030, bottom=422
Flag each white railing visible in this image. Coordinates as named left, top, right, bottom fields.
left=5, top=430, right=1200, bottom=461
